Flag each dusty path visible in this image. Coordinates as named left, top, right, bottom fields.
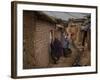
left=49, top=41, right=90, bottom=67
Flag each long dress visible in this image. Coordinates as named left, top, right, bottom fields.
left=51, top=38, right=63, bottom=61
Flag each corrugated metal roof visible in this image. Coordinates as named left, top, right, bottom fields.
left=43, top=11, right=90, bottom=21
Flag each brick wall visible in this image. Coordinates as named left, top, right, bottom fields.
left=34, top=19, right=55, bottom=67
left=23, top=11, right=36, bottom=69
left=23, top=11, right=55, bottom=68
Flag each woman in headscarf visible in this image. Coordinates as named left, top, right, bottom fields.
left=51, top=38, right=63, bottom=64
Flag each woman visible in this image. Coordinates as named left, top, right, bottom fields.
left=51, top=38, right=63, bottom=64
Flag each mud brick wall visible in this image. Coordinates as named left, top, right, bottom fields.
left=66, top=22, right=80, bottom=44
left=34, top=19, right=55, bottom=67
left=23, top=11, right=55, bottom=68
left=23, top=11, right=36, bottom=69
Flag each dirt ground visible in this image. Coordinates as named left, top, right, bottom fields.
left=49, top=42, right=90, bottom=67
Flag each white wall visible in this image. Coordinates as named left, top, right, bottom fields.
left=0, top=0, right=99, bottom=80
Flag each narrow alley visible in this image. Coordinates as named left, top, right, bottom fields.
left=23, top=10, right=91, bottom=69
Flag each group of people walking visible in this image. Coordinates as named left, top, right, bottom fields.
left=50, top=33, right=72, bottom=64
